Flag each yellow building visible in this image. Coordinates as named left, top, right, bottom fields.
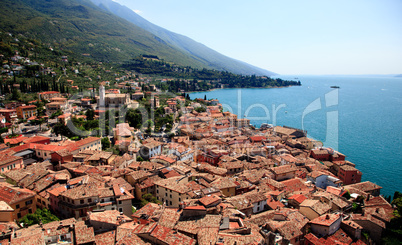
left=16, top=105, right=37, bottom=120
left=154, top=177, right=191, bottom=207
left=0, top=186, right=36, bottom=220
left=0, top=201, right=14, bottom=222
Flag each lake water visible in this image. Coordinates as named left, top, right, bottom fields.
left=190, top=75, right=402, bottom=197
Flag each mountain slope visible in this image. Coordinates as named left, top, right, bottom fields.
left=0, top=0, right=216, bottom=68
left=90, top=0, right=276, bottom=76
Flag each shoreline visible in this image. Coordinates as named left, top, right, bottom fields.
left=185, top=84, right=299, bottom=94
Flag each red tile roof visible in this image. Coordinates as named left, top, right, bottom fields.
left=0, top=186, right=35, bottom=204
left=310, top=213, right=341, bottom=227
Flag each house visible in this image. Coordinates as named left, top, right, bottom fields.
left=140, top=140, right=163, bottom=160
left=0, top=201, right=14, bottom=222
left=16, top=105, right=37, bottom=120
left=338, top=164, right=362, bottom=185
left=131, top=92, right=144, bottom=100
left=0, top=153, right=23, bottom=173
left=46, top=101, right=67, bottom=116
left=309, top=213, right=342, bottom=237
left=210, top=177, right=237, bottom=197
left=313, top=192, right=352, bottom=212
left=309, top=148, right=331, bottom=161
left=274, top=126, right=306, bottom=139
left=69, top=137, right=102, bottom=152
left=246, top=192, right=268, bottom=213
left=58, top=113, right=71, bottom=125
left=299, top=199, right=331, bottom=220
left=0, top=109, right=18, bottom=122
left=344, top=181, right=382, bottom=196
left=88, top=210, right=132, bottom=232
left=288, top=194, right=307, bottom=209
left=351, top=213, right=385, bottom=244
left=0, top=186, right=36, bottom=220
left=113, top=123, right=134, bottom=152
left=154, top=176, right=191, bottom=207
left=307, top=170, right=342, bottom=189
left=38, top=91, right=61, bottom=100
left=58, top=179, right=134, bottom=219
left=269, top=165, right=298, bottom=181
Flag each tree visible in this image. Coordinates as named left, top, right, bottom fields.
left=50, top=109, right=63, bottom=119
left=85, top=109, right=95, bottom=121
left=204, top=94, right=207, bottom=100
left=140, top=193, right=162, bottom=207
left=11, top=87, right=21, bottom=101
left=19, top=208, right=59, bottom=227
left=101, top=137, right=111, bottom=150
left=195, top=106, right=206, bottom=113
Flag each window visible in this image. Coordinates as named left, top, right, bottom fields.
left=88, top=198, right=92, bottom=203
left=170, top=201, right=172, bottom=205
left=119, top=208, right=123, bottom=212
left=17, top=213, right=21, bottom=219
left=80, top=200, right=84, bottom=204
left=28, top=209, right=32, bottom=214
left=170, top=195, right=172, bottom=198
left=118, top=201, right=122, bottom=205
left=16, top=204, right=20, bottom=209
left=25, top=200, right=32, bottom=205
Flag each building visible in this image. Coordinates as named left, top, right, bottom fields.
left=46, top=102, right=67, bottom=116
left=38, top=91, right=61, bottom=100
left=344, top=181, right=382, bottom=196
left=0, top=201, right=14, bottom=222
left=338, top=164, right=362, bottom=185
left=270, top=165, right=298, bottom=181
left=98, top=86, right=130, bottom=108
left=0, top=153, right=23, bottom=173
left=309, top=213, right=342, bottom=237
left=0, top=186, right=36, bottom=220
left=16, top=105, right=37, bottom=120
left=58, top=113, right=71, bottom=125
left=299, top=199, right=332, bottom=220
left=140, top=140, right=163, bottom=160
left=307, top=171, right=342, bottom=189
left=154, top=177, right=191, bottom=207
left=0, top=109, right=18, bottom=122
left=113, top=123, right=134, bottom=152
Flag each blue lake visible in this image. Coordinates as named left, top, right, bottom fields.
left=190, top=75, right=402, bottom=197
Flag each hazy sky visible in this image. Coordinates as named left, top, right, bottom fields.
left=112, top=0, right=402, bottom=75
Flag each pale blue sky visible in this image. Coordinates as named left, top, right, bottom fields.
left=112, top=0, right=402, bottom=75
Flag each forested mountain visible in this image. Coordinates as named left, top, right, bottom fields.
left=90, top=0, right=276, bottom=76
left=0, top=0, right=275, bottom=76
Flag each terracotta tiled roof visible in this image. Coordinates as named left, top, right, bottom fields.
left=0, top=186, right=35, bottom=205
left=345, top=181, right=382, bottom=192
left=149, top=225, right=196, bottom=245
left=95, top=230, right=116, bottom=245
left=300, top=199, right=331, bottom=216
left=75, top=225, right=95, bottom=245
left=288, top=194, right=307, bottom=204
left=310, top=213, right=342, bottom=227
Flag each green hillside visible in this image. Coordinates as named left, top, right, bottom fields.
left=0, top=0, right=213, bottom=68
left=90, top=0, right=276, bottom=76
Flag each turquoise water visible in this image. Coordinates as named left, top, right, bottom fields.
left=190, top=75, right=402, bottom=197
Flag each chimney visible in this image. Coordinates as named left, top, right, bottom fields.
left=325, top=214, right=330, bottom=220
